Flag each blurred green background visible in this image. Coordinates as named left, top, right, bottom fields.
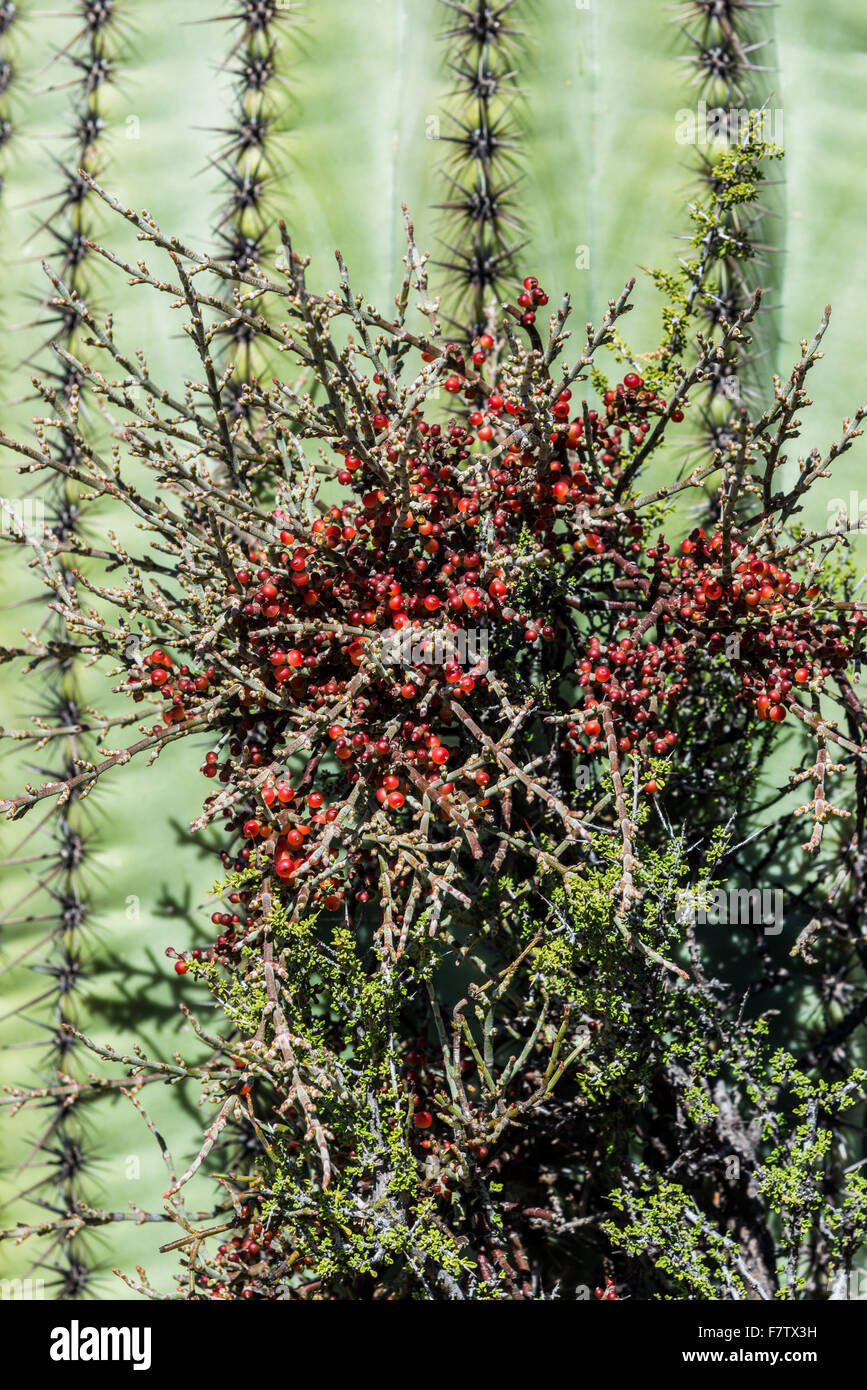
left=1, top=0, right=865, bottom=1297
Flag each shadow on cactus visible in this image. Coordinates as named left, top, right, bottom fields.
left=1, top=126, right=867, bottom=1300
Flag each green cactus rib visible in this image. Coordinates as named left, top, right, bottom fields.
left=212, top=0, right=305, bottom=409
left=7, top=0, right=127, bottom=1299
left=672, top=0, right=783, bottom=451
left=0, top=1, right=17, bottom=201
left=433, top=0, right=527, bottom=341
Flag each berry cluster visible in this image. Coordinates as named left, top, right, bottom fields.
left=204, top=1203, right=275, bottom=1300
left=109, top=280, right=863, bottom=976
left=6, top=176, right=866, bottom=1301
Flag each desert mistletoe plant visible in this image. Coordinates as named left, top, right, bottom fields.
left=1, top=122, right=867, bottom=1301
left=435, top=0, right=525, bottom=338
left=196, top=0, right=307, bottom=1184
left=1, top=0, right=127, bottom=1298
